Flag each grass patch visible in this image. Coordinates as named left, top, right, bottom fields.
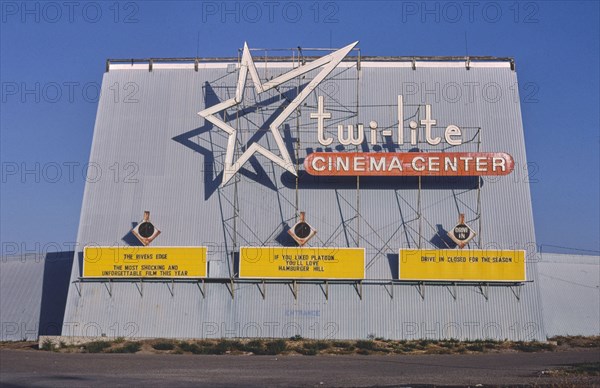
left=546, top=362, right=600, bottom=377
left=549, top=335, right=600, bottom=348
left=178, top=341, right=205, bottom=354
left=313, top=341, right=331, bottom=350
left=465, top=343, right=485, bottom=352
left=177, top=341, right=193, bottom=352
left=512, top=341, right=555, bottom=352
left=418, top=339, right=436, bottom=348
left=439, top=341, right=457, bottom=349
left=561, top=362, right=600, bottom=376
left=331, top=340, right=354, bottom=349
left=110, top=342, right=141, bottom=353
left=355, top=339, right=391, bottom=353
left=152, top=341, right=175, bottom=351
left=355, top=340, right=376, bottom=350
left=243, top=339, right=265, bottom=354
left=30, top=336, right=598, bottom=356
left=425, top=347, right=453, bottom=354
left=299, top=344, right=319, bottom=356
left=83, top=341, right=111, bottom=353
left=299, top=340, right=331, bottom=355
left=264, top=339, right=287, bottom=355
left=40, top=339, right=54, bottom=351
left=213, top=339, right=245, bottom=354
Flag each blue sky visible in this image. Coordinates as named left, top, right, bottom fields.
left=1, top=1, right=598, bottom=255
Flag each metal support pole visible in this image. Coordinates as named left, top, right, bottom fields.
left=295, top=74, right=300, bottom=215
left=354, top=281, right=363, bottom=300
left=318, top=281, right=329, bottom=301
left=447, top=282, right=457, bottom=300
left=168, top=278, right=174, bottom=297
left=359, top=281, right=362, bottom=300
left=478, top=283, right=489, bottom=301
left=417, top=282, right=425, bottom=299
left=290, top=280, right=298, bottom=300
left=105, top=280, right=112, bottom=298
left=225, top=280, right=234, bottom=299
left=477, top=128, right=482, bottom=248
left=355, top=62, right=361, bottom=247
left=418, top=176, right=422, bottom=248
left=197, top=280, right=206, bottom=299
left=356, top=176, right=360, bottom=246
left=510, top=285, right=522, bottom=301
left=384, top=283, right=393, bottom=299
left=230, top=97, right=241, bottom=283
left=257, top=280, right=266, bottom=300
left=417, top=119, right=423, bottom=248
left=135, top=279, right=143, bottom=297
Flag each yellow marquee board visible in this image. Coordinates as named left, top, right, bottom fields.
left=399, top=249, right=526, bottom=282
left=239, top=247, right=365, bottom=279
left=83, top=246, right=207, bottom=278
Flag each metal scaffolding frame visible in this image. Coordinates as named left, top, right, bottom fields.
left=156, top=46, right=510, bottom=302
left=75, top=277, right=528, bottom=302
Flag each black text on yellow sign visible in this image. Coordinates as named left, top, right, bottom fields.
left=83, top=246, right=207, bottom=278
left=239, top=247, right=365, bottom=279
left=399, top=249, right=526, bottom=282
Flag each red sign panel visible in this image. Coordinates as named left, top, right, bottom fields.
left=304, top=152, right=514, bottom=176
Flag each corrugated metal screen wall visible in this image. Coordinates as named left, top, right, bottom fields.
left=62, top=56, right=546, bottom=340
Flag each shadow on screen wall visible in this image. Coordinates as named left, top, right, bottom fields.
left=37, top=251, right=74, bottom=336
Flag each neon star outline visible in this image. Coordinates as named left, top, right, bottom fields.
left=198, top=41, right=358, bottom=186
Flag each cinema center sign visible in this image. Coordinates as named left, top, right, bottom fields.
left=305, top=152, right=513, bottom=177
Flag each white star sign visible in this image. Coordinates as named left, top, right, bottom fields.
left=198, top=41, right=359, bottom=186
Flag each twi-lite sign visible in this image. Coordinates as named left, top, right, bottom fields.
left=196, top=42, right=515, bottom=185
